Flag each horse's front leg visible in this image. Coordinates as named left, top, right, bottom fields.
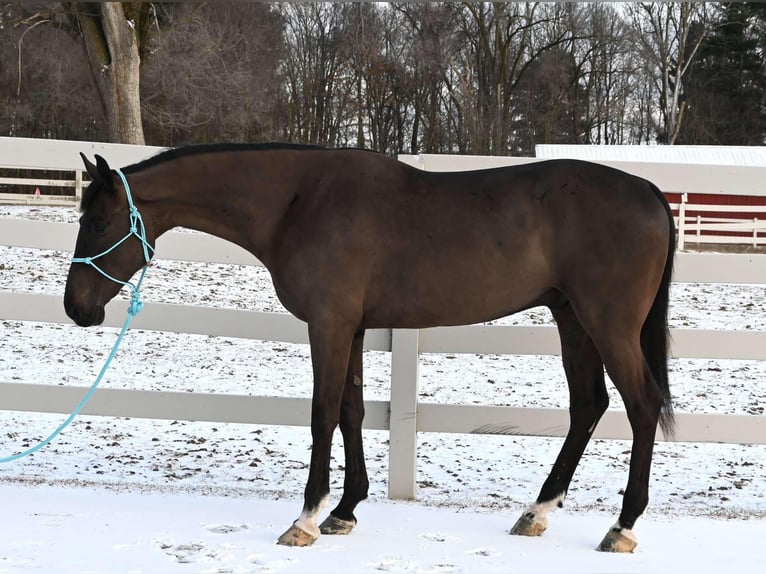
left=277, top=318, right=355, bottom=547
left=320, top=330, right=368, bottom=536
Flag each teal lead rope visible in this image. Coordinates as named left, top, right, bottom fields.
left=0, top=169, right=153, bottom=463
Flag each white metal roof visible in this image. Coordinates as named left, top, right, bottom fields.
left=535, top=144, right=766, bottom=167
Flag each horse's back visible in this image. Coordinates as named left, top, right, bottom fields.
left=402, top=158, right=672, bottom=270
left=276, top=152, right=672, bottom=329
left=358, top=156, right=671, bottom=273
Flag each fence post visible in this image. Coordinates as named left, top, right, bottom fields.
left=74, top=169, right=83, bottom=203
left=388, top=328, right=420, bottom=499
left=754, top=218, right=758, bottom=248
left=677, top=193, right=687, bottom=251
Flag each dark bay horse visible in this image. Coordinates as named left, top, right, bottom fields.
left=64, top=143, right=674, bottom=552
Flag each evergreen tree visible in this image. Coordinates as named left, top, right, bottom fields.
left=680, top=2, right=766, bottom=145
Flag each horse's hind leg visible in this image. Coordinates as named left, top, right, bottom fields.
left=319, top=330, right=369, bottom=535
left=511, top=302, right=608, bottom=537
left=594, top=335, right=662, bottom=553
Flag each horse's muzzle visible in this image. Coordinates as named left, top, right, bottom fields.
left=64, top=299, right=105, bottom=327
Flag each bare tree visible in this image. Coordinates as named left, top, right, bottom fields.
left=394, top=2, right=459, bottom=154
left=629, top=2, right=712, bottom=144
left=513, top=3, right=592, bottom=151
left=140, top=3, right=284, bottom=146
left=447, top=2, right=578, bottom=155
left=0, top=2, right=105, bottom=140
left=579, top=2, right=642, bottom=144
left=281, top=3, right=353, bottom=147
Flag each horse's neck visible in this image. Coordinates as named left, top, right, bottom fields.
left=143, top=157, right=297, bottom=260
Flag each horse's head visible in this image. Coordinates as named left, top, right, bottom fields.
left=64, top=154, right=154, bottom=327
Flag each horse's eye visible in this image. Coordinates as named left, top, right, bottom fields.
left=88, top=220, right=108, bottom=235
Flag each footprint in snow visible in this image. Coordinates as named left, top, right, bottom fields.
left=249, top=554, right=296, bottom=572
left=204, top=523, right=250, bottom=534
left=368, top=558, right=409, bottom=571
left=421, top=532, right=459, bottom=543
left=157, top=540, right=218, bottom=564
left=467, top=547, right=492, bottom=557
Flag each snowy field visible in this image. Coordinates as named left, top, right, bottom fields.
left=1, top=205, right=765, bottom=573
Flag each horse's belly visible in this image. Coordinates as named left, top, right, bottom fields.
left=363, top=271, right=551, bottom=329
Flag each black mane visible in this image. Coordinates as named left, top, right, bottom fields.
left=122, top=142, right=328, bottom=174
left=81, top=142, right=376, bottom=210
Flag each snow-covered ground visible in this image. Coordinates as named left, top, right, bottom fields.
left=1, top=205, right=765, bottom=573
left=4, top=483, right=766, bottom=574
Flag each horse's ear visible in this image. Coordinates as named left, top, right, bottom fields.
left=94, top=155, right=114, bottom=191
left=80, top=153, right=114, bottom=191
left=80, top=153, right=100, bottom=181
left=80, top=152, right=114, bottom=190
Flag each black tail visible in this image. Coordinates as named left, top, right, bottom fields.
left=641, top=182, right=675, bottom=438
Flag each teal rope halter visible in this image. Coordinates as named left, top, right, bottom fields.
left=71, top=170, right=154, bottom=315
left=0, top=169, right=153, bottom=463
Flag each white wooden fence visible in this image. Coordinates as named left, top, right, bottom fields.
left=3, top=137, right=766, bottom=248
left=1, top=139, right=766, bottom=499
left=0, top=136, right=164, bottom=205
left=2, top=219, right=766, bottom=498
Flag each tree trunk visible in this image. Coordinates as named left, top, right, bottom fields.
left=74, top=2, right=145, bottom=144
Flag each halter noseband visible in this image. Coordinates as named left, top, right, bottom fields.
left=71, top=169, right=154, bottom=316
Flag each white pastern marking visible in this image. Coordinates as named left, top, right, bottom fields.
left=294, top=495, right=329, bottom=539
left=528, top=492, right=566, bottom=520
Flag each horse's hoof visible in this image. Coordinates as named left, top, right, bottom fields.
left=510, top=511, right=548, bottom=537
left=276, top=522, right=318, bottom=547
left=319, top=514, right=356, bottom=535
left=597, top=527, right=637, bottom=553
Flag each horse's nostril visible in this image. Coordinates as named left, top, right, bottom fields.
left=65, top=301, right=89, bottom=326
left=65, top=303, right=79, bottom=323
